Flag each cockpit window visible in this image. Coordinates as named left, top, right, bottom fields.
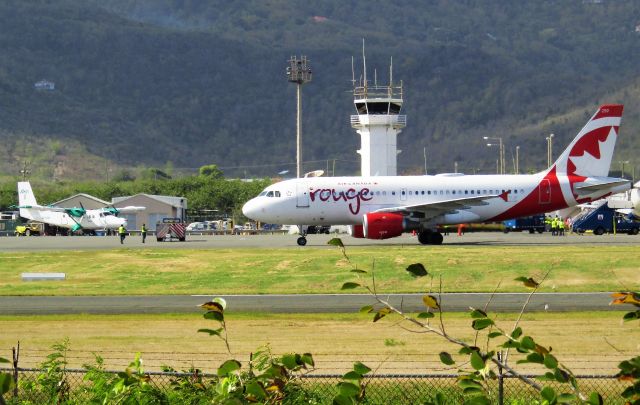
left=266, top=191, right=274, bottom=197
left=275, top=191, right=281, bottom=197
left=259, top=191, right=267, bottom=196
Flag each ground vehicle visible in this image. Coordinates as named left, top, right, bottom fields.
left=502, top=215, right=546, bottom=234
left=156, top=218, right=186, bottom=241
left=15, top=223, right=43, bottom=236
left=572, top=202, right=639, bottom=235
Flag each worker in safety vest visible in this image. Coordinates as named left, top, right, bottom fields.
left=141, top=223, right=147, bottom=244
left=118, top=225, right=127, bottom=244
left=558, top=217, right=565, bottom=236
left=550, top=217, right=558, bottom=236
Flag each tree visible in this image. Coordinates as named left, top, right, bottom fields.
left=199, top=164, right=223, bottom=179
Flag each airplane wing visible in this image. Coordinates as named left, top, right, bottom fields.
left=372, top=194, right=501, bottom=220
left=573, top=178, right=630, bottom=195
left=16, top=204, right=69, bottom=213
left=102, top=206, right=146, bottom=215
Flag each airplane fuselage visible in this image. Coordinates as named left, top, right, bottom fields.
left=20, top=209, right=126, bottom=230
left=242, top=172, right=630, bottom=227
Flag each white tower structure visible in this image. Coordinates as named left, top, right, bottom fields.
left=351, top=55, right=406, bottom=176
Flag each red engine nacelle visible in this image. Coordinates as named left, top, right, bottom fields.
left=363, top=212, right=406, bottom=240
left=348, top=224, right=365, bottom=238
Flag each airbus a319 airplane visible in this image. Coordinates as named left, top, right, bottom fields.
left=243, top=104, right=631, bottom=246
left=16, top=181, right=145, bottom=233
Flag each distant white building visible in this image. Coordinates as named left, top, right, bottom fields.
left=34, top=80, right=55, bottom=91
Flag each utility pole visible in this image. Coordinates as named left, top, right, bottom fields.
left=20, top=161, right=30, bottom=181
left=286, top=56, right=312, bottom=178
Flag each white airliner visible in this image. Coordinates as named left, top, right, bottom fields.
left=243, top=104, right=631, bottom=245
left=16, top=181, right=145, bottom=233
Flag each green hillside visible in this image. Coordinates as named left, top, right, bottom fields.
left=1, top=0, right=639, bottom=180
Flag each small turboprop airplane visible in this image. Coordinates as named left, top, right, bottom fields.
left=243, top=104, right=631, bottom=246
left=16, top=181, right=145, bottom=233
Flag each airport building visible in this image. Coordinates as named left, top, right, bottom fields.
left=111, top=194, right=187, bottom=230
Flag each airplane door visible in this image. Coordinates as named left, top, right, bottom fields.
left=296, top=181, right=309, bottom=208
left=538, top=179, right=551, bottom=204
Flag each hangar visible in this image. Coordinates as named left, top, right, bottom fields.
left=112, top=194, right=187, bottom=230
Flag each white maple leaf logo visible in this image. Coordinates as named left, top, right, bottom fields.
left=568, top=127, right=616, bottom=178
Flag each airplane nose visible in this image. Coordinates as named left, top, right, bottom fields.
left=242, top=198, right=260, bottom=219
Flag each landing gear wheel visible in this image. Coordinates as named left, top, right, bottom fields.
left=430, top=232, right=444, bottom=245
left=297, top=236, right=307, bottom=246
left=418, top=230, right=431, bottom=245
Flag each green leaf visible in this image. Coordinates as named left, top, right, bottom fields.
left=470, top=308, right=488, bottom=319
left=359, top=305, right=374, bottom=314
left=406, top=263, right=428, bottom=277
left=0, top=373, right=15, bottom=396
left=0, top=357, right=9, bottom=364
left=554, top=368, right=569, bottom=383
left=212, top=297, right=227, bottom=310
left=511, top=327, right=523, bottom=339
left=439, top=352, right=455, bottom=365
left=337, top=381, right=360, bottom=397
left=350, top=269, right=368, bottom=274
left=470, top=351, right=485, bottom=371
left=341, top=282, right=361, bottom=290
left=463, top=395, right=491, bottom=405
left=332, top=394, right=353, bottom=405
left=373, top=308, right=391, bottom=322
left=488, top=331, right=502, bottom=339
left=458, top=378, right=483, bottom=390
left=203, top=311, right=224, bottom=322
left=197, top=328, right=223, bottom=336
left=434, top=392, right=446, bottom=405
left=217, top=359, right=241, bottom=377
left=514, top=276, right=540, bottom=288
left=342, top=371, right=362, bottom=382
left=622, top=311, right=640, bottom=321
left=301, top=353, right=314, bottom=367
left=541, top=386, right=556, bottom=402
left=544, top=354, right=558, bottom=369
left=422, top=295, right=440, bottom=310
left=245, top=380, right=267, bottom=400
left=527, top=352, right=544, bottom=364
left=558, top=393, right=577, bottom=403
left=200, top=301, right=224, bottom=312
left=587, top=392, right=604, bottom=405
left=281, top=353, right=299, bottom=369
left=472, top=318, right=494, bottom=330
left=353, top=361, right=371, bottom=375
left=521, top=336, right=536, bottom=351
left=417, top=311, right=435, bottom=319
left=327, top=238, right=344, bottom=248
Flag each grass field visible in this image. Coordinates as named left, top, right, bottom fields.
left=1, top=245, right=638, bottom=295
left=0, top=312, right=636, bottom=374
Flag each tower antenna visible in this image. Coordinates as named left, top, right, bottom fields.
left=362, top=38, right=367, bottom=87
left=351, top=56, right=356, bottom=87
left=389, top=56, right=393, bottom=86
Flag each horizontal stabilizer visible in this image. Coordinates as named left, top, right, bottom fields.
left=574, top=178, right=630, bottom=195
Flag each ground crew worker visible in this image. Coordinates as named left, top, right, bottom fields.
left=118, top=224, right=127, bottom=244
left=551, top=216, right=558, bottom=236
left=558, top=217, right=565, bottom=236
left=141, top=223, right=147, bottom=244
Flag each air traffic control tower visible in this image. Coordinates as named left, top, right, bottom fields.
left=351, top=64, right=406, bottom=176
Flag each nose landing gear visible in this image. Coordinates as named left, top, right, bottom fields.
left=296, top=225, right=308, bottom=246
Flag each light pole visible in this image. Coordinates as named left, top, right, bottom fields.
left=286, top=55, right=312, bottom=178
left=546, top=133, right=554, bottom=167
left=619, top=160, right=630, bottom=178
left=515, top=146, right=520, bottom=174
left=484, top=136, right=504, bottom=174
left=20, top=161, right=30, bottom=181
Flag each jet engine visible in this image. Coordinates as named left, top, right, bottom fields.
left=348, top=224, right=365, bottom=238
left=363, top=212, right=419, bottom=239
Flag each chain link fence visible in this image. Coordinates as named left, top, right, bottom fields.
left=1, top=368, right=629, bottom=404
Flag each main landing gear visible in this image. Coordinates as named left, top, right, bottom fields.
left=417, top=229, right=443, bottom=245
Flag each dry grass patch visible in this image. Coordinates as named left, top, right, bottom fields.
left=0, top=312, right=636, bottom=375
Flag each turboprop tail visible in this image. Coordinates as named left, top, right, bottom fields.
left=17, top=182, right=38, bottom=206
